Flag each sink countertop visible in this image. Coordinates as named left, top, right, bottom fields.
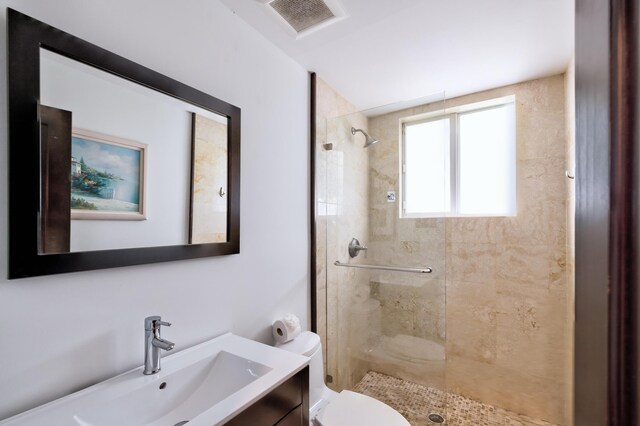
left=0, top=333, right=310, bottom=426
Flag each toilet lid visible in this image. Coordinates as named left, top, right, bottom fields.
left=316, top=391, right=410, bottom=426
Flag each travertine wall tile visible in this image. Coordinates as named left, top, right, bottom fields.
left=517, top=115, right=566, bottom=160
left=397, top=218, right=446, bottom=244
left=495, top=289, right=568, bottom=379
left=495, top=245, right=551, bottom=288
left=448, top=217, right=501, bottom=244
left=446, top=356, right=565, bottom=423
left=447, top=243, right=498, bottom=283
left=369, top=207, right=395, bottom=240
left=447, top=280, right=498, bottom=364
left=371, top=280, right=446, bottom=342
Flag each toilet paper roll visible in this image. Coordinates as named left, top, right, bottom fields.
left=272, top=313, right=301, bottom=344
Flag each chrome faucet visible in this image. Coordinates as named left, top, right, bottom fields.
left=143, top=316, right=175, bottom=375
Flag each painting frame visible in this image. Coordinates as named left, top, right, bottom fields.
left=70, top=128, right=147, bottom=220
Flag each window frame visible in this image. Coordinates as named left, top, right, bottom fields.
left=400, top=95, right=516, bottom=218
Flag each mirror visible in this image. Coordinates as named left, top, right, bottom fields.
left=39, top=49, right=230, bottom=252
left=8, top=9, right=240, bottom=278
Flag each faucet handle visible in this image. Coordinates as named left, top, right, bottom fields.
left=348, top=238, right=368, bottom=258
left=144, top=316, right=171, bottom=330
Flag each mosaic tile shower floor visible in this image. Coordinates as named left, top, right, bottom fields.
left=353, top=372, right=557, bottom=426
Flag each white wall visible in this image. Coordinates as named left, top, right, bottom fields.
left=0, top=0, right=309, bottom=420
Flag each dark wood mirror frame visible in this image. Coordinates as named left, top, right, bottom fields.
left=7, top=8, right=241, bottom=279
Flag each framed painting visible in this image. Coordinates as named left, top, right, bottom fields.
left=70, top=128, right=147, bottom=220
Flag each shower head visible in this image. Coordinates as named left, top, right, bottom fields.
left=351, top=127, right=379, bottom=148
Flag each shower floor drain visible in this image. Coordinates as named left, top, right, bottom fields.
left=428, top=413, right=445, bottom=423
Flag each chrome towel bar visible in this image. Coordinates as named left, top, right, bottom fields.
left=333, top=261, right=432, bottom=274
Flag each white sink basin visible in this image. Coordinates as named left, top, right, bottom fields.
left=77, top=351, right=273, bottom=426
left=0, top=333, right=309, bottom=426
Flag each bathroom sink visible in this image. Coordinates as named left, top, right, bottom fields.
left=76, top=351, right=273, bottom=426
left=0, top=333, right=309, bottom=426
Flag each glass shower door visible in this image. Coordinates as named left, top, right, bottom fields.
left=318, top=93, right=449, bottom=424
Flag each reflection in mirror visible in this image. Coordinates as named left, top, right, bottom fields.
left=39, top=105, right=71, bottom=254
left=71, top=128, right=148, bottom=221
left=39, top=48, right=229, bottom=253
left=190, top=113, right=228, bottom=244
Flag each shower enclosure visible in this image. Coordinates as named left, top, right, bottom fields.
left=313, top=74, right=573, bottom=425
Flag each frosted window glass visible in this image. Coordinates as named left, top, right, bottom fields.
left=458, top=104, right=516, bottom=215
left=404, top=118, right=450, bottom=214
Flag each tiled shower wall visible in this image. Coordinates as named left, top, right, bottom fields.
left=367, top=75, right=571, bottom=425
left=315, top=74, right=573, bottom=425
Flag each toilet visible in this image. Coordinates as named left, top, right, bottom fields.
left=276, top=331, right=410, bottom=426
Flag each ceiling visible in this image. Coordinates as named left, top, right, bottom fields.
left=220, top=0, right=574, bottom=111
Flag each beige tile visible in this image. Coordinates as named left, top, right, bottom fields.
left=517, top=75, right=565, bottom=114
left=369, top=210, right=396, bottom=242
left=548, top=245, right=567, bottom=291
left=316, top=77, right=359, bottom=118
left=448, top=217, right=501, bottom=244
left=517, top=114, right=566, bottom=160
left=566, top=195, right=575, bottom=248
left=371, top=279, right=445, bottom=340
left=446, top=357, right=565, bottom=424
left=500, top=156, right=567, bottom=247
left=446, top=280, right=497, bottom=363
left=495, top=293, right=568, bottom=378
left=397, top=219, right=446, bottom=245
left=545, top=198, right=568, bottom=248
left=495, top=245, right=551, bottom=288
left=414, top=296, right=446, bottom=341
left=369, top=165, right=398, bottom=194
left=517, top=158, right=566, bottom=209
left=447, top=243, right=497, bottom=283
left=499, top=208, right=548, bottom=246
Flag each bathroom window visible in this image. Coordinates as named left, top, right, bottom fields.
left=401, top=97, right=516, bottom=217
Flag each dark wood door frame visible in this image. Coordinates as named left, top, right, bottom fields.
left=608, top=0, right=638, bottom=424
left=576, top=0, right=638, bottom=424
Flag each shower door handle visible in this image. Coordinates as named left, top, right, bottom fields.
left=349, top=238, right=368, bottom=258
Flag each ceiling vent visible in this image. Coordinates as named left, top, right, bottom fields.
left=258, top=0, right=347, bottom=38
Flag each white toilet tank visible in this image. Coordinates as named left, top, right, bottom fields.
left=275, top=331, right=333, bottom=410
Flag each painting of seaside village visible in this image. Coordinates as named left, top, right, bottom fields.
left=71, top=131, right=146, bottom=220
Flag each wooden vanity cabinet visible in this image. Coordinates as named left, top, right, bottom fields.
left=225, top=367, right=309, bottom=426
left=275, top=405, right=304, bottom=425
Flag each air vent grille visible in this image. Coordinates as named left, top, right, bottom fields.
left=269, top=0, right=335, bottom=33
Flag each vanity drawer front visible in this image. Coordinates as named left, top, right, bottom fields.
left=225, top=368, right=304, bottom=426
left=275, top=406, right=303, bottom=426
